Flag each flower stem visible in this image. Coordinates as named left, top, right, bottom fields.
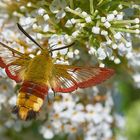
left=89, top=0, right=94, bottom=14
left=65, top=7, right=84, bottom=18
left=97, top=0, right=104, bottom=6
left=112, top=20, right=137, bottom=24
left=112, top=27, right=138, bottom=34
left=69, top=0, right=74, bottom=9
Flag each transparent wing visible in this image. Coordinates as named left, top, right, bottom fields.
left=0, top=41, right=31, bottom=82
left=50, top=64, right=115, bottom=93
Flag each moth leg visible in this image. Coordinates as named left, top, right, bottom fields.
left=47, top=95, right=50, bottom=104
left=52, top=88, right=56, bottom=97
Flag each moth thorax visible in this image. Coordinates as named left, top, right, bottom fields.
left=12, top=92, right=44, bottom=120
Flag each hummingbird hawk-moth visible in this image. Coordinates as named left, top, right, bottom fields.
left=0, top=23, right=115, bottom=120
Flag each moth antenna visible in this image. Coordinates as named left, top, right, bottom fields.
left=49, top=43, right=58, bottom=50
left=17, top=23, right=44, bottom=50
left=49, top=42, right=75, bottom=52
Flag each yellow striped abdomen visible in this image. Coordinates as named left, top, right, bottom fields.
left=12, top=81, right=48, bottom=120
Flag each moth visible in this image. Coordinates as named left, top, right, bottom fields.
left=0, top=23, right=115, bottom=120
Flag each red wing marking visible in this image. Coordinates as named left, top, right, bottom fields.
left=5, top=64, right=22, bottom=83
left=51, top=65, right=115, bottom=93
left=0, top=57, right=6, bottom=68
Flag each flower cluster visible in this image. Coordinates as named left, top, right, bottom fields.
left=39, top=90, right=114, bottom=140
left=0, top=0, right=139, bottom=66
left=0, top=0, right=139, bottom=140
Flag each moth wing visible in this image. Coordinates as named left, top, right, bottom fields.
left=50, top=64, right=115, bottom=93
left=0, top=41, right=31, bottom=82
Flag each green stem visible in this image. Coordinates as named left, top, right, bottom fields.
left=97, top=0, right=104, bottom=6
left=112, top=20, right=137, bottom=24
left=89, top=0, right=94, bottom=14
left=65, top=7, right=84, bottom=18
left=69, top=0, right=74, bottom=9
left=112, top=27, right=138, bottom=34
left=110, top=28, right=128, bottom=44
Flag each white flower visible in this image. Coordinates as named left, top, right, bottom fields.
left=85, top=16, right=92, bottom=23
left=65, top=20, right=73, bottom=28
left=88, top=47, right=96, bottom=55
left=81, top=11, right=88, bottom=17
left=85, top=104, right=94, bottom=112
left=97, top=47, right=107, bottom=60
left=112, top=44, right=118, bottom=49
left=134, top=18, right=140, bottom=23
left=74, top=49, right=79, bottom=55
left=85, top=136, right=97, bottom=140
left=99, top=63, right=105, bottom=68
left=92, top=113, right=103, bottom=124
left=40, top=127, right=54, bottom=139
left=64, top=34, right=73, bottom=44
left=32, top=23, right=38, bottom=29
left=101, top=17, right=106, bottom=22
left=36, top=33, right=43, bottom=39
left=0, top=94, right=6, bottom=104
left=104, top=21, right=111, bottom=28
left=113, top=10, right=118, bottom=15
left=118, top=43, right=131, bottom=55
left=106, top=39, right=112, bottom=45
left=19, top=16, right=36, bottom=26
left=67, top=51, right=74, bottom=58
left=43, top=24, right=49, bottom=32
left=49, top=34, right=65, bottom=48
left=133, top=74, right=140, bottom=83
left=37, top=8, right=46, bottom=16
left=116, top=14, right=123, bottom=20
left=114, top=32, right=122, bottom=39
left=110, top=56, right=115, bottom=61
left=118, top=4, right=123, bottom=9
left=71, top=111, right=85, bottom=123
left=75, top=23, right=85, bottom=30
left=75, top=7, right=82, bottom=13
left=8, top=95, right=16, bottom=106
left=43, top=14, right=50, bottom=21
left=101, top=30, right=108, bottom=36
left=20, top=6, right=26, bottom=12
left=75, top=103, right=84, bottom=111
left=72, top=30, right=80, bottom=38
left=105, top=47, right=113, bottom=57
left=50, top=0, right=67, bottom=19
left=27, top=2, right=32, bottom=7
left=114, top=58, right=121, bottom=64
left=92, top=26, right=100, bottom=34
left=107, top=14, right=115, bottom=21
left=94, top=103, right=103, bottom=113
left=126, top=42, right=132, bottom=48
left=135, top=29, right=140, bottom=34
left=70, top=18, right=76, bottom=24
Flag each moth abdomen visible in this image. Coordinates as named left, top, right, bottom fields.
left=14, top=81, right=48, bottom=120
